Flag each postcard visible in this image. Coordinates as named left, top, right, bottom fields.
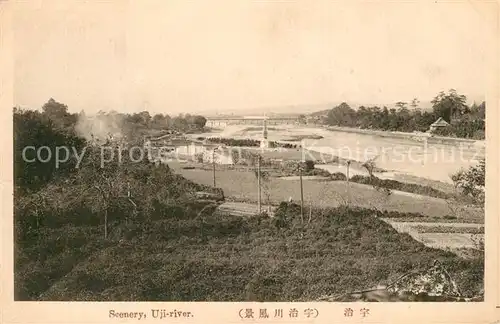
left=1, top=1, right=499, bottom=323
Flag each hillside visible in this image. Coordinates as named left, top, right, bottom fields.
left=16, top=201, right=483, bottom=301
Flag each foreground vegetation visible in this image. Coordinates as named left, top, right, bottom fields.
left=16, top=201, right=483, bottom=301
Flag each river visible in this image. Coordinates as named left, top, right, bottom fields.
left=195, top=125, right=486, bottom=184
left=303, top=128, right=484, bottom=184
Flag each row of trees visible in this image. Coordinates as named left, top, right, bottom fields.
left=14, top=99, right=208, bottom=192
left=84, top=109, right=207, bottom=136
left=133, top=111, right=207, bottom=131
left=29, top=98, right=207, bottom=137
left=325, top=90, right=485, bottom=139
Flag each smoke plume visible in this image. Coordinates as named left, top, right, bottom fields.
left=75, top=112, right=126, bottom=143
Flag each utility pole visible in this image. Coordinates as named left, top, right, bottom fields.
left=346, top=160, right=351, bottom=205
left=212, top=148, right=216, bottom=187
left=299, top=162, right=304, bottom=223
left=257, top=156, right=261, bottom=214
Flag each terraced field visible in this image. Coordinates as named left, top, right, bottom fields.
left=167, top=159, right=484, bottom=257
left=381, top=219, right=484, bottom=253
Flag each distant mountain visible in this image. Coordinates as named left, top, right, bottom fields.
left=199, top=97, right=473, bottom=118
left=201, top=103, right=337, bottom=118
left=309, top=108, right=331, bottom=117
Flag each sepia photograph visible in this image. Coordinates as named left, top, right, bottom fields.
left=3, top=0, right=499, bottom=319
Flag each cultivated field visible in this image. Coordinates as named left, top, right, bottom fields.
left=169, top=163, right=483, bottom=223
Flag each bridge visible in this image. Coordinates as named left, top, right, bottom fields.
left=205, top=115, right=298, bottom=127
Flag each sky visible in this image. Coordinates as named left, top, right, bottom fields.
left=12, top=0, right=497, bottom=115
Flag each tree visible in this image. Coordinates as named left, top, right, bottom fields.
left=388, top=108, right=400, bottom=130
left=418, top=111, right=437, bottom=131
left=138, top=111, right=152, bottom=127
left=478, top=101, right=485, bottom=119
left=431, top=89, right=468, bottom=123
left=14, top=108, right=86, bottom=192
left=410, top=98, right=420, bottom=109
left=128, top=111, right=151, bottom=127
left=152, top=113, right=168, bottom=128
left=41, top=98, right=77, bottom=132
left=172, top=116, right=189, bottom=131
left=361, top=158, right=377, bottom=178
left=379, top=106, right=390, bottom=130
left=304, top=160, right=315, bottom=172
left=327, top=102, right=356, bottom=127
left=395, top=101, right=408, bottom=110
left=451, top=159, right=485, bottom=205
left=396, top=106, right=412, bottom=132
left=42, top=98, right=68, bottom=119
left=191, top=115, right=207, bottom=129
left=356, top=106, right=370, bottom=128
left=254, top=168, right=272, bottom=210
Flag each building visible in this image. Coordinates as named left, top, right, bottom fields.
left=429, top=117, right=450, bottom=132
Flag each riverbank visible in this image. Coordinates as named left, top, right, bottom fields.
left=324, top=125, right=485, bottom=148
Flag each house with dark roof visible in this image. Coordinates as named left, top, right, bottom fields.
left=429, top=117, right=450, bottom=132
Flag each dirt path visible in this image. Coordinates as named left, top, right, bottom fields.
left=216, top=202, right=275, bottom=217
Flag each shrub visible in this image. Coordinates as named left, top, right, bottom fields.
left=450, top=159, right=485, bottom=205
left=194, top=153, right=204, bottom=163
left=304, top=168, right=331, bottom=177
left=304, top=160, right=315, bottom=172
left=349, top=175, right=450, bottom=199
left=330, top=172, right=347, bottom=181
left=376, top=210, right=425, bottom=219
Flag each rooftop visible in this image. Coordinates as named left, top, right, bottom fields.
left=431, top=117, right=450, bottom=126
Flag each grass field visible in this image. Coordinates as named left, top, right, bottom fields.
left=169, top=163, right=483, bottom=223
